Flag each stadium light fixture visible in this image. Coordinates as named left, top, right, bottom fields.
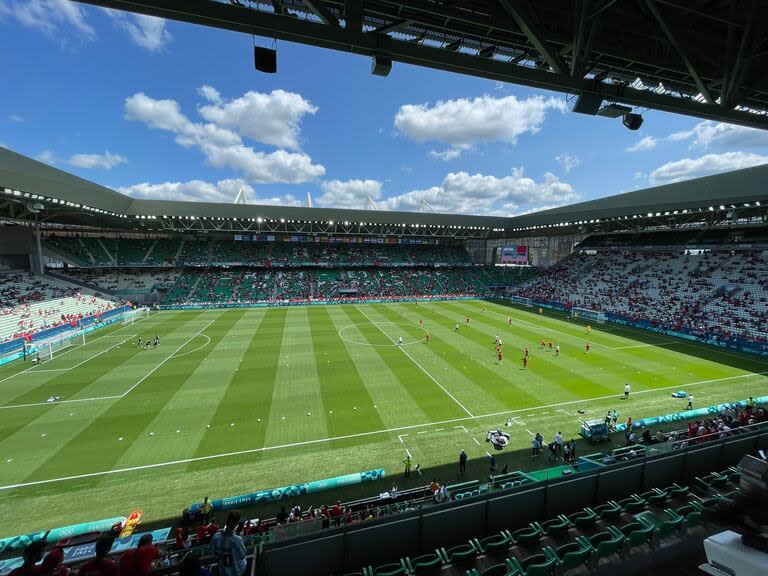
left=257, top=217, right=263, bottom=223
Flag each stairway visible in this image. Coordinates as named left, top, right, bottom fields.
left=142, top=239, right=158, bottom=263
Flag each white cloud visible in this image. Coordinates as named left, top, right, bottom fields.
left=666, top=130, right=693, bottom=142
left=317, top=179, right=382, bottom=208
left=36, top=150, right=57, bottom=165
left=429, top=146, right=468, bottom=162
left=394, top=94, right=565, bottom=147
left=626, top=136, right=657, bottom=152
left=1, top=0, right=95, bottom=41
left=555, top=154, right=581, bottom=173
left=104, top=10, right=171, bottom=51
left=690, top=121, right=768, bottom=149
left=379, top=169, right=577, bottom=216
left=69, top=151, right=127, bottom=170
left=198, top=85, right=222, bottom=104
left=198, top=89, right=317, bottom=150
left=633, top=171, right=646, bottom=181
left=124, top=91, right=324, bottom=184
left=119, top=179, right=302, bottom=206
left=649, top=152, right=768, bottom=184
left=8, top=115, right=24, bottom=123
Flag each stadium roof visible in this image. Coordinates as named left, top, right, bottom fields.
left=75, top=0, right=768, bottom=130
left=1, top=147, right=767, bottom=236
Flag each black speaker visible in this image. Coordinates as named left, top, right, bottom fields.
left=622, top=112, right=644, bottom=130
left=254, top=46, right=277, bottom=74
left=371, top=54, right=392, bottom=76
left=573, top=93, right=603, bottom=115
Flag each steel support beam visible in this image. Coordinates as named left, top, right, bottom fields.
left=497, top=0, right=567, bottom=74
left=72, top=0, right=768, bottom=129
left=302, top=0, right=338, bottom=27
left=644, top=0, right=714, bottom=104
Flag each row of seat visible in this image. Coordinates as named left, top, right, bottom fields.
left=342, top=467, right=741, bottom=576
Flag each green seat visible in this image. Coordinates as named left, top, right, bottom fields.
left=510, top=523, right=543, bottom=545
left=540, top=515, right=571, bottom=537
left=555, top=540, right=592, bottom=571
left=589, top=528, right=624, bottom=564
left=725, top=468, right=741, bottom=482
left=621, top=520, right=655, bottom=550
left=466, top=561, right=520, bottom=576
left=618, top=495, right=646, bottom=513
left=473, top=531, right=513, bottom=554
left=666, top=483, right=690, bottom=497
left=371, top=560, right=408, bottom=576
left=405, top=552, right=443, bottom=575
left=675, top=505, right=703, bottom=528
left=594, top=500, right=622, bottom=520
left=641, top=488, right=669, bottom=505
left=507, top=549, right=558, bottom=576
left=441, top=542, right=478, bottom=563
left=568, top=508, right=597, bottom=528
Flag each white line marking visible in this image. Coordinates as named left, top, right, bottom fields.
left=541, top=412, right=550, bottom=415
left=120, top=321, right=215, bottom=397
left=454, top=425, right=469, bottom=433
left=1, top=369, right=765, bottom=491
left=398, top=434, right=408, bottom=444
left=20, top=369, right=69, bottom=373
left=405, top=449, right=412, bottom=459
left=0, top=312, right=155, bottom=385
left=417, top=430, right=428, bottom=434
left=557, top=409, right=571, bottom=416
left=435, top=428, right=445, bottom=432
left=610, top=341, right=681, bottom=350
left=0, top=321, right=214, bottom=410
left=355, top=305, right=474, bottom=417
left=172, top=334, right=211, bottom=358
left=486, top=451, right=492, bottom=457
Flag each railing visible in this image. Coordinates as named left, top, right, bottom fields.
left=254, top=418, right=768, bottom=576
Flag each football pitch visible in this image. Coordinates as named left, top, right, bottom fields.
left=1, top=299, right=767, bottom=537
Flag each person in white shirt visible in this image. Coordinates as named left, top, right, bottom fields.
left=686, top=394, right=694, bottom=410
left=624, top=383, right=631, bottom=400
left=398, top=336, right=403, bottom=346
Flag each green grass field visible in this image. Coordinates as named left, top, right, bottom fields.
left=1, top=299, right=766, bottom=537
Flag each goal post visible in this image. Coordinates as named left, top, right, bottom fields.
left=122, top=307, right=150, bottom=325
left=33, top=331, right=86, bottom=362
left=570, top=307, right=606, bottom=324
left=510, top=295, right=533, bottom=308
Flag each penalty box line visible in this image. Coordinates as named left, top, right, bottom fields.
left=1, top=362, right=765, bottom=490
left=354, top=305, right=474, bottom=418
left=0, top=320, right=215, bottom=411
left=0, top=313, right=157, bottom=387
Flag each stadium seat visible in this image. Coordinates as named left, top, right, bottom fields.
left=553, top=540, right=592, bottom=572
left=510, top=523, right=543, bottom=545
left=440, top=541, right=479, bottom=564
left=567, top=508, right=597, bottom=529
left=369, top=560, right=408, bottom=576
left=617, top=494, right=646, bottom=513
left=539, top=515, right=571, bottom=537
left=587, top=527, right=624, bottom=565
left=593, top=500, right=622, bottom=520
left=465, top=560, right=519, bottom=576
left=507, top=549, right=558, bottom=576
left=620, top=519, right=655, bottom=551
left=635, top=509, right=684, bottom=543
left=472, top=531, right=514, bottom=555
left=404, top=552, right=444, bottom=575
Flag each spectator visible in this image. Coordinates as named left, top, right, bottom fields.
left=119, top=534, right=160, bottom=576
left=38, top=548, right=69, bottom=576
left=199, top=497, right=213, bottom=522
left=9, top=541, right=46, bottom=576
left=79, top=537, right=117, bottom=576
left=459, top=449, right=467, bottom=475
left=211, top=510, right=248, bottom=576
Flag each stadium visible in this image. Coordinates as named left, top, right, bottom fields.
left=2, top=2, right=768, bottom=576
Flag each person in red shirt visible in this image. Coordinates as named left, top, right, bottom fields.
left=79, top=537, right=117, bottom=576
left=196, top=523, right=207, bottom=545
left=205, top=520, right=220, bottom=539
left=118, top=534, right=160, bottom=576
left=522, top=356, right=528, bottom=369
left=9, top=541, right=46, bottom=576
left=39, top=548, right=69, bottom=576
left=497, top=350, right=503, bottom=364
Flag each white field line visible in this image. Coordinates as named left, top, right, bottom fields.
left=0, top=313, right=155, bottom=386
left=405, top=449, right=412, bottom=459
left=473, top=438, right=481, bottom=446
left=172, top=334, right=211, bottom=358
left=355, top=305, right=474, bottom=417
left=1, top=369, right=766, bottom=491
left=0, top=320, right=215, bottom=410
left=611, top=341, right=681, bottom=350
left=120, top=320, right=215, bottom=397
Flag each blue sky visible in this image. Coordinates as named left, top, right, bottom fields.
left=3, top=0, right=768, bottom=216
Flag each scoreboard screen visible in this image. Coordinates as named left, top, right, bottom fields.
left=494, top=245, right=528, bottom=266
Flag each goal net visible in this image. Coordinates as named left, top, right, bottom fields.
left=510, top=295, right=533, bottom=308
left=122, top=307, right=150, bottom=325
left=570, top=307, right=606, bottom=324
left=34, top=331, right=86, bottom=362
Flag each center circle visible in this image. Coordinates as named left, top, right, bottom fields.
left=338, top=321, right=428, bottom=347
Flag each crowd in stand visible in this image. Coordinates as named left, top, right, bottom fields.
left=515, top=249, right=768, bottom=344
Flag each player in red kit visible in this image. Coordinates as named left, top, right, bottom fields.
left=507, top=317, right=512, bottom=327
left=585, top=342, right=592, bottom=354
left=497, top=350, right=503, bottom=364
left=466, top=317, right=470, bottom=326
left=523, top=356, right=528, bottom=369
